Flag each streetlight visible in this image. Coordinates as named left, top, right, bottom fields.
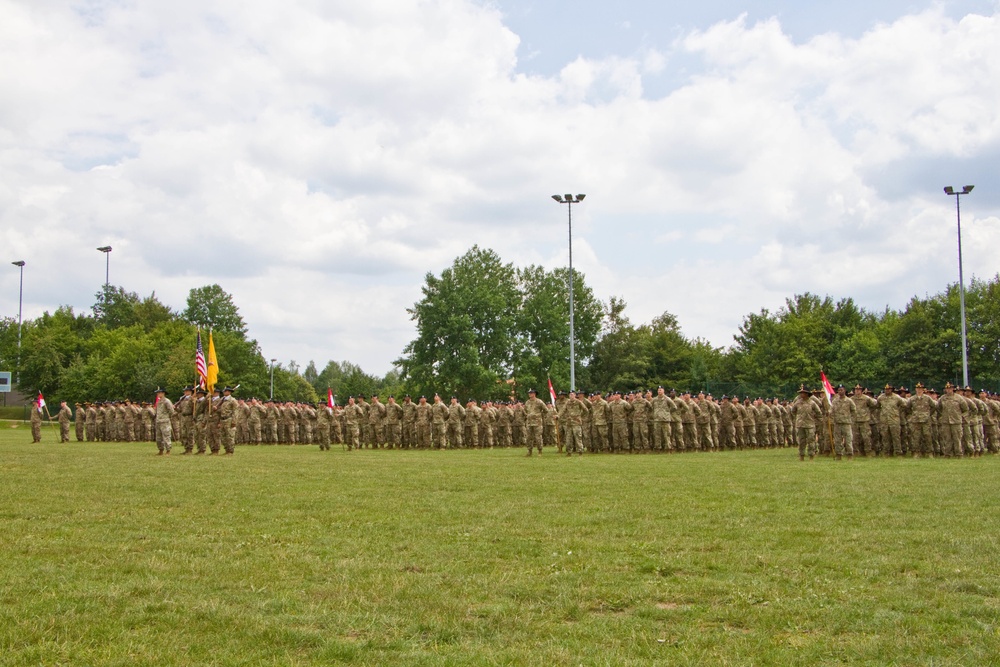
left=11, top=260, right=24, bottom=383
left=551, top=193, right=586, bottom=391
left=944, top=185, right=974, bottom=387
left=96, top=246, right=112, bottom=286
left=270, top=358, right=277, bottom=400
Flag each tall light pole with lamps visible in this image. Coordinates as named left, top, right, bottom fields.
left=270, top=358, right=277, bottom=400
left=944, top=185, right=974, bottom=388
left=11, top=260, right=25, bottom=383
left=97, top=246, right=112, bottom=286
left=551, top=194, right=585, bottom=391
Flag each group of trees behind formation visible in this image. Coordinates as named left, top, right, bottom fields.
left=3, top=245, right=1000, bottom=408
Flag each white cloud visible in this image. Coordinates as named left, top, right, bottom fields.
left=1, top=1, right=998, bottom=375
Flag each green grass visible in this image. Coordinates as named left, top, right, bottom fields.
left=2, top=422, right=999, bottom=666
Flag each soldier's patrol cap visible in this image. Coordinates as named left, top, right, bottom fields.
left=183, top=385, right=195, bottom=392
left=371, top=393, right=378, bottom=398
left=154, top=387, right=166, bottom=394
left=836, top=384, right=845, bottom=390
left=527, top=388, right=537, bottom=394
left=223, top=386, right=235, bottom=393
left=213, top=388, right=222, bottom=395
left=404, top=394, right=411, bottom=398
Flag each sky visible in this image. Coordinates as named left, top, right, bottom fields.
left=2, top=0, right=999, bottom=376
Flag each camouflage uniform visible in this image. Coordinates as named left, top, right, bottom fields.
left=523, top=393, right=547, bottom=455
left=57, top=402, right=72, bottom=442
left=560, top=393, right=588, bottom=455
left=791, top=391, right=822, bottom=459
left=154, top=393, right=174, bottom=454
left=876, top=388, right=907, bottom=456
left=937, top=386, right=968, bottom=457
left=830, top=390, right=856, bottom=458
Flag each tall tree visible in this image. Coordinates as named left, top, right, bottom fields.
left=398, top=246, right=521, bottom=399
left=183, top=284, right=248, bottom=336
left=515, top=265, right=603, bottom=393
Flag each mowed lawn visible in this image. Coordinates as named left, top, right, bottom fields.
left=1, top=423, right=999, bottom=666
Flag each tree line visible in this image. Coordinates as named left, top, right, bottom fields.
left=3, top=247, right=1000, bottom=407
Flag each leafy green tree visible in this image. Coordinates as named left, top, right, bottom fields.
left=313, top=360, right=345, bottom=396
left=515, top=265, right=603, bottom=393
left=183, top=284, right=248, bottom=336
left=398, top=246, right=521, bottom=399
left=588, top=299, right=654, bottom=391
left=303, top=361, right=319, bottom=387
left=92, top=285, right=142, bottom=329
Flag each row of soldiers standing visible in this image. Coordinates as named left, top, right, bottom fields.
left=53, top=381, right=1000, bottom=460
left=793, top=382, right=999, bottom=460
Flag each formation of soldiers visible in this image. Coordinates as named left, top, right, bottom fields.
left=36, top=381, right=1000, bottom=461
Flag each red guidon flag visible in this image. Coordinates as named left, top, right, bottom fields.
left=36, top=392, right=45, bottom=410
left=327, top=388, right=335, bottom=408
left=547, top=377, right=557, bottom=407
left=820, top=371, right=835, bottom=405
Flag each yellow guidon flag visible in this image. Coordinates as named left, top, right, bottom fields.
left=206, top=329, right=219, bottom=393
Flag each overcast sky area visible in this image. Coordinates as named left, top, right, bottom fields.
left=2, top=0, right=999, bottom=375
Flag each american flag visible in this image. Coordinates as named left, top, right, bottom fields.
left=195, top=330, right=208, bottom=387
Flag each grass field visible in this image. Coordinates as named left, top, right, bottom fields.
left=2, top=421, right=999, bottom=666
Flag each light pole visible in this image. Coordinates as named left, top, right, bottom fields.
left=944, top=185, right=974, bottom=388
left=270, top=358, right=277, bottom=400
left=11, top=260, right=24, bottom=383
left=551, top=193, right=586, bottom=391
left=96, top=246, right=112, bottom=286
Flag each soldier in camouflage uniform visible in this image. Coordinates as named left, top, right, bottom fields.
left=154, top=388, right=174, bottom=455
left=430, top=394, right=449, bottom=449
left=682, top=392, right=700, bottom=451
left=464, top=399, right=481, bottom=448
left=590, top=391, right=610, bottom=452
left=560, top=390, right=588, bottom=455
left=523, top=389, right=546, bottom=456
left=447, top=396, right=465, bottom=449
left=384, top=396, right=403, bottom=448
left=876, top=385, right=907, bottom=457
left=830, top=385, right=856, bottom=460
left=342, top=397, right=362, bottom=450
left=609, top=391, right=632, bottom=453
left=414, top=396, right=432, bottom=448
left=906, top=383, right=937, bottom=457
left=696, top=393, right=715, bottom=451
left=937, top=383, right=968, bottom=457
left=175, top=386, right=195, bottom=454
left=315, top=401, right=332, bottom=450
left=791, top=386, right=822, bottom=460
left=631, top=390, right=651, bottom=452
left=401, top=396, right=416, bottom=448
left=74, top=403, right=85, bottom=441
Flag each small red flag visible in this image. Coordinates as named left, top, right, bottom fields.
left=547, top=378, right=556, bottom=407
left=820, top=371, right=835, bottom=405
left=327, top=388, right=335, bottom=408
